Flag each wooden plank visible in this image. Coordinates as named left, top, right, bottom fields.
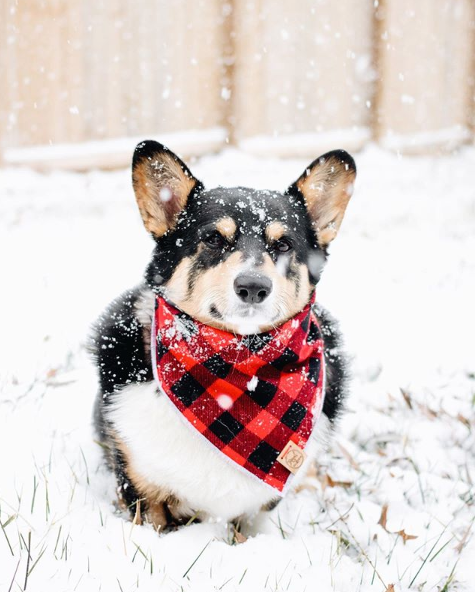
left=232, top=0, right=373, bottom=155
left=124, top=0, right=157, bottom=136
left=376, top=0, right=475, bottom=153
left=232, top=0, right=266, bottom=139
left=13, top=0, right=58, bottom=145
left=63, top=0, right=85, bottom=143
left=0, top=0, right=10, bottom=162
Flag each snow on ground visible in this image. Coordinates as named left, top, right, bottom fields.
left=0, top=145, right=474, bottom=592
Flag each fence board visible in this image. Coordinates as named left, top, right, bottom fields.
left=376, top=0, right=475, bottom=153
left=232, top=0, right=374, bottom=156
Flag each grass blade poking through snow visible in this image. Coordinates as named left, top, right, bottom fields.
left=182, top=540, right=211, bottom=579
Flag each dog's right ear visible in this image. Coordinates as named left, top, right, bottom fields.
left=132, top=140, right=203, bottom=238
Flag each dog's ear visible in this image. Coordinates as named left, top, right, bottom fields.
left=132, top=140, right=203, bottom=238
left=287, top=150, right=356, bottom=248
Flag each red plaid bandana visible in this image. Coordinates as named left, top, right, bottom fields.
left=151, top=294, right=325, bottom=494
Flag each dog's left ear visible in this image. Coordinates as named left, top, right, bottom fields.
left=132, top=140, right=203, bottom=238
left=287, top=150, right=356, bottom=248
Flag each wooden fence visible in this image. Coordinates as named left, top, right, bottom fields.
left=1, top=0, right=474, bottom=169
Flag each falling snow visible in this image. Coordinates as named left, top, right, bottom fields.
left=159, top=187, right=173, bottom=202
left=216, top=394, right=234, bottom=410
left=247, top=376, right=259, bottom=392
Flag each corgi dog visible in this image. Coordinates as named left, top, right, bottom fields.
left=91, top=140, right=356, bottom=530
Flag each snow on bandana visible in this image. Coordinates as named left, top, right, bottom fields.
left=151, top=294, right=325, bottom=494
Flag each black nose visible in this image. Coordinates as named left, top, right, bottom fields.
left=234, top=274, right=272, bottom=304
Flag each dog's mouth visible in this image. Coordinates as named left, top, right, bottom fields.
left=207, top=301, right=283, bottom=334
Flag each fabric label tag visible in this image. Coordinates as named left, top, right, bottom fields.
left=277, top=440, right=307, bottom=474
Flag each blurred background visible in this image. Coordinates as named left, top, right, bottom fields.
left=1, top=0, right=474, bottom=170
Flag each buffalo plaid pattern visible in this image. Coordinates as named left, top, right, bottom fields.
left=152, top=294, right=325, bottom=493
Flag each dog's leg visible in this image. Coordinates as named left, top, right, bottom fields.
left=112, top=445, right=146, bottom=523
left=143, top=499, right=168, bottom=530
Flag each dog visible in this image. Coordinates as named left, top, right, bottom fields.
left=91, top=140, right=356, bottom=530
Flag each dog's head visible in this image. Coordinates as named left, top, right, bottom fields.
left=132, top=140, right=356, bottom=334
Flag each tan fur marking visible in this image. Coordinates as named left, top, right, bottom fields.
left=265, top=221, right=286, bottom=243
left=144, top=500, right=168, bottom=531
left=190, top=251, right=242, bottom=321
left=166, top=251, right=243, bottom=330
left=259, top=253, right=312, bottom=324
left=165, top=257, right=194, bottom=304
left=297, top=158, right=355, bottom=248
left=133, top=153, right=196, bottom=237
left=216, top=217, right=237, bottom=240
left=134, top=289, right=155, bottom=356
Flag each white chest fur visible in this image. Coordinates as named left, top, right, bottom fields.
left=106, top=381, right=330, bottom=522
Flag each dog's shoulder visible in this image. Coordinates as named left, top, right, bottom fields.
left=89, top=284, right=154, bottom=398
left=313, top=304, right=349, bottom=424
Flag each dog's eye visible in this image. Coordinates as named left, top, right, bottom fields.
left=273, top=239, right=292, bottom=253
left=204, top=232, right=227, bottom=249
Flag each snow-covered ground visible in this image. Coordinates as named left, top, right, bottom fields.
left=1, top=145, right=474, bottom=592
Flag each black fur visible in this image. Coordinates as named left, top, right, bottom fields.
left=316, top=306, right=349, bottom=422
left=91, top=287, right=152, bottom=411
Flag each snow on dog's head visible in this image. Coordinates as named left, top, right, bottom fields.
left=132, top=140, right=356, bottom=334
